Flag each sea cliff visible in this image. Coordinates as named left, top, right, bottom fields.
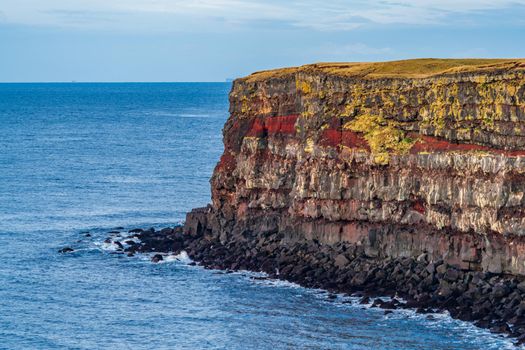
left=124, top=59, right=525, bottom=343
left=190, top=58, right=525, bottom=275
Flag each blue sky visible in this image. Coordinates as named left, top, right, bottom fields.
left=1, top=0, right=524, bottom=82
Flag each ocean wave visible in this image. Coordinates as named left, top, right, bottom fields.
left=250, top=277, right=303, bottom=290
left=159, top=251, right=193, bottom=264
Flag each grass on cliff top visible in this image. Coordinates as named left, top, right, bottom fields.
left=241, top=58, right=525, bottom=82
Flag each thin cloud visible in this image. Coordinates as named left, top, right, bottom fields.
left=1, top=0, right=524, bottom=31
left=42, top=10, right=117, bottom=25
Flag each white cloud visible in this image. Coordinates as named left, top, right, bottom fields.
left=0, top=0, right=524, bottom=31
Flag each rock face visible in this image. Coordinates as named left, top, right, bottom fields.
left=186, top=58, right=525, bottom=276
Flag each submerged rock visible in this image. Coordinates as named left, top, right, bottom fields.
left=58, top=247, right=74, bottom=253
left=151, top=254, right=164, bottom=263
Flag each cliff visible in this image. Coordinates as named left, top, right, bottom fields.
left=187, top=58, right=525, bottom=276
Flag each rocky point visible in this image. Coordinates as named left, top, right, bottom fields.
left=116, top=59, right=525, bottom=344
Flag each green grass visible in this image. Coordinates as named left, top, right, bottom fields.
left=241, top=58, right=525, bottom=82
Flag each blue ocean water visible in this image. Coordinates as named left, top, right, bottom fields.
left=0, top=83, right=518, bottom=349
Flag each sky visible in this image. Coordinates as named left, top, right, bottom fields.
left=0, top=0, right=524, bottom=82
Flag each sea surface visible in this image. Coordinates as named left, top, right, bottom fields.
left=0, top=83, right=519, bottom=349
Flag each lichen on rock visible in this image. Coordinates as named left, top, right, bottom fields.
left=208, top=58, right=525, bottom=276
left=343, top=114, right=415, bottom=164
left=180, top=58, right=525, bottom=344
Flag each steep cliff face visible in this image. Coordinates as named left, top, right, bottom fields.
left=192, top=59, right=525, bottom=276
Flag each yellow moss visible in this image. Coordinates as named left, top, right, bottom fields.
left=468, top=150, right=491, bottom=156
left=373, top=153, right=390, bottom=165
left=241, top=95, right=250, bottom=114
left=259, top=101, right=273, bottom=115
left=481, top=112, right=495, bottom=130
left=304, top=138, right=315, bottom=153
left=340, top=104, right=355, bottom=117
left=301, top=110, right=315, bottom=118
left=344, top=114, right=415, bottom=165
left=508, top=84, right=518, bottom=96
left=296, top=79, right=312, bottom=94
left=346, top=114, right=383, bottom=133
left=234, top=59, right=525, bottom=150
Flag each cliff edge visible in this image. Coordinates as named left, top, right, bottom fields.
left=186, top=58, right=525, bottom=276
left=101, top=58, right=525, bottom=342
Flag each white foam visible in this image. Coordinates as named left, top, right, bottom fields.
left=115, top=236, right=140, bottom=249
left=369, top=301, right=520, bottom=349
left=140, top=250, right=195, bottom=265
left=160, top=251, right=193, bottom=264
left=234, top=274, right=521, bottom=349
left=255, top=278, right=303, bottom=289
left=95, top=240, right=121, bottom=252
left=239, top=271, right=304, bottom=290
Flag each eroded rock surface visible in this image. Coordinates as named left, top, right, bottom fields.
left=118, top=59, right=525, bottom=344
left=191, top=59, right=525, bottom=276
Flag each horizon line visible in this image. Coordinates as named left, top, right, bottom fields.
left=0, top=81, right=233, bottom=84
left=0, top=79, right=235, bottom=84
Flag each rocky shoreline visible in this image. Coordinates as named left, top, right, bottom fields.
left=103, top=224, right=525, bottom=346
left=85, top=60, right=525, bottom=346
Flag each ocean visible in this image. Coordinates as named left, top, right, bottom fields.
left=0, top=83, right=518, bottom=349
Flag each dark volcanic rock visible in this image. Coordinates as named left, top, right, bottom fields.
left=151, top=254, right=164, bottom=263
left=115, top=60, right=525, bottom=345
left=117, top=223, right=525, bottom=344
